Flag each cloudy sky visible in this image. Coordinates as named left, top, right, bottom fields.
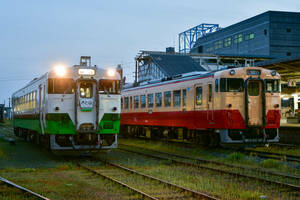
left=1, top=0, right=300, bottom=105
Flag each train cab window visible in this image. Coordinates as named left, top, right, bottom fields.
left=48, top=78, right=75, bottom=94
left=155, top=92, right=162, bottom=107
left=80, top=82, right=93, bottom=98
left=173, top=90, right=181, bottom=107
left=220, top=78, right=244, bottom=92
left=215, top=79, right=219, bottom=92
left=248, top=82, right=260, bottom=96
left=265, top=79, right=280, bottom=93
left=147, top=94, right=154, bottom=108
left=208, top=84, right=212, bottom=102
left=124, top=97, right=129, bottom=109
left=164, top=91, right=171, bottom=107
left=182, top=89, right=186, bottom=107
left=134, top=96, right=139, bottom=109
left=99, top=79, right=121, bottom=94
left=141, top=95, right=146, bottom=108
left=196, top=86, right=203, bottom=105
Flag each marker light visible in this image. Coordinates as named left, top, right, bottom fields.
left=54, top=65, right=66, bottom=77
left=271, top=70, right=277, bottom=76
left=229, top=69, right=235, bottom=75
left=107, top=69, right=116, bottom=77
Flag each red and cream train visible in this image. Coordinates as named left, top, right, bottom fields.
left=120, top=67, right=281, bottom=146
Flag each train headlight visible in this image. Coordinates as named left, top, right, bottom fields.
left=229, top=69, right=235, bottom=75
left=271, top=70, right=277, bottom=76
left=107, top=69, right=116, bottom=77
left=54, top=65, right=67, bottom=77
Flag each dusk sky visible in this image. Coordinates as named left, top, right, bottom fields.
left=1, top=0, right=300, bottom=105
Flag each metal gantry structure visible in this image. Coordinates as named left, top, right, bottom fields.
left=179, top=23, right=220, bottom=53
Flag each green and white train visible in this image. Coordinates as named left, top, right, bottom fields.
left=12, top=57, right=121, bottom=152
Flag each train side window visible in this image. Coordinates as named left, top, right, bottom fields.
left=121, top=97, right=123, bottom=109
left=124, top=97, right=129, bottom=109
left=147, top=94, right=154, bottom=108
left=173, top=90, right=181, bottom=107
left=215, top=79, right=219, bottom=92
left=134, top=96, right=139, bottom=109
left=155, top=92, right=162, bottom=107
left=196, top=86, right=203, bottom=105
left=208, top=84, right=212, bottom=102
left=164, top=91, right=171, bottom=107
left=265, top=79, right=280, bottom=93
left=129, top=96, right=133, bottom=109
left=140, top=95, right=146, bottom=108
left=182, top=89, right=186, bottom=107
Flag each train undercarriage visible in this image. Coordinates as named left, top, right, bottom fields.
left=13, top=127, right=117, bottom=154
left=121, top=125, right=279, bottom=148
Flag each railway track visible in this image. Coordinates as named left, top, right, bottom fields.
left=119, top=144, right=300, bottom=191
left=0, top=176, right=49, bottom=200
left=78, top=159, right=218, bottom=200
left=240, top=149, right=300, bottom=163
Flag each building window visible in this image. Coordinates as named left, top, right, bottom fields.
left=195, top=87, right=202, bottom=105
left=134, top=96, right=139, bottom=109
left=264, top=29, right=267, bottom=35
left=140, top=95, right=146, bottom=108
left=164, top=91, right=171, bottom=107
left=245, top=33, right=255, bottom=40
left=286, top=28, right=291, bottom=33
left=234, top=34, right=243, bottom=43
left=173, top=90, right=181, bottom=107
left=147, top=94, right=154, bottom=108
left=287, top=52, right=291, bottom=56
left=224, top=37, right=232, bottom=47
left=155, top=92, right=162, bottom=107
left=214, top=40, right=223, bottom=50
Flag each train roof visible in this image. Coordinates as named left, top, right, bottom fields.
left=122, top=66, right=279, bottom=92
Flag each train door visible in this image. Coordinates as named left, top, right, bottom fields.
left=207, top=83, right=214, bottom=123
left=75, top=80, right=97, bottom=131
left=247, top=80, right=263, bottom=126
left=39, top=85, right=45, bottom=134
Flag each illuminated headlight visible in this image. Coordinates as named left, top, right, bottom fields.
left=271, top=70, right=277, bottom=76
left=54, top=65, right=67, bottom=77
left=229, top=69, right=235, bottom=75
left=78, top=69, right=95, bottom=75
left=107, top=69, right=116, bottom=77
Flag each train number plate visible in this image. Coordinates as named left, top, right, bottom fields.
left=247, top=70, right=261, bottom=75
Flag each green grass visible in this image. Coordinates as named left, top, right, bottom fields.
left=260, top=159, right=280, bottom=169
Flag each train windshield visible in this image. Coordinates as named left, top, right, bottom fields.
left=80, top=82, right=93, bottom=98
left=48, top=78, right=75, bottom=94
left=99, top=79, right=121, bottom=94
left=220, top=78, right=244, bottom=92
left=265, top=79, right=280, bottom=93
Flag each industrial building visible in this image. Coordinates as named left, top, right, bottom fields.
left=188, top=11, right=300, bottom=58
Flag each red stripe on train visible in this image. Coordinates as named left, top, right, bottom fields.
left=121, top=110, right=280, bottom=130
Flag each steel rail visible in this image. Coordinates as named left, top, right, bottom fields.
left=95, top=157, right=219, bottom=200
left=77, top=162, right=158, bottom=200
left=240, top=149, right=300, bottom=163
left=120, top=144, right=300, bottom=181
left=0, top=176, right=50, bottom=200
left=118, top=145, right=300, bottom=191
